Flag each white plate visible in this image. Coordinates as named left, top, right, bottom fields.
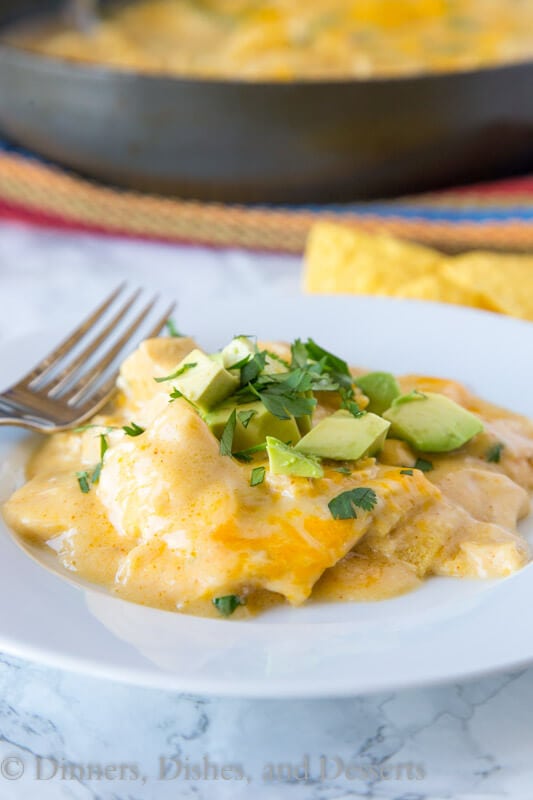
left=1, top=296, right=533, bottom=698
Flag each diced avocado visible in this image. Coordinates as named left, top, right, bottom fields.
left=221, top=336, right=255, bottom=369
left=295, top=410, right=390, bottom=461
left=204, top=400, right=301, bottom=452
left=267, top=437, right=323, bottom=478
left=383, top=391, right=483, bottom=452
left=355, top=372, right=401, bottom=415
left=172, top=348, right=238, bottom=411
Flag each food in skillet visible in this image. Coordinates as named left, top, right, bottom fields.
left=3, top=329, right=532, bottom=618
left=10, top=0, right=533, bottom=81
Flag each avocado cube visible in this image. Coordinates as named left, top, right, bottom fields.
left=295, top=410, right=390, bottom=461
left=204, top=400, right=301, bottom=452
left=267, top=437, right=323, bottom=478
left=383, top=391, right=483, bottom=452
left=172, top=349, right=238, bottom=411
left=355, top=372, right=401, bottom=415
left=221, top=336, right=256, bottom=369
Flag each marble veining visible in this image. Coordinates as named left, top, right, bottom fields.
left=0, top=220, right=532, bottom=799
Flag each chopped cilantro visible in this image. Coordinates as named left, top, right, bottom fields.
left=76, top=434, right=109, bottom=491
left=328, top=487, right=378, bottom=519
left=240, top=351, right=267, bottom=386
left=154, top=362, right=197, bottom=383
left=290, top=338, right=308, bottom=369
left=414, top=458, right=433, bottom=472
left=165, top=318, right=183, bottom=338
left=219, top=409, right=237, bottom=457
left=233, top=442, right=268, bottom=462
left=237, top=410, right=256, bottom=429
left=335, top=466, right=352, bottom=475
left=74, top=423, right=117, bottom=433
left=250, top=466, right=266, bottom=486
left=340, top=389, right=366, bottom=418
left=281, top=368, right=314, bottom=393
left=265, top=350, right=290, bottom=369
left=304, top=338, right=351, bottom=377
left=76, top=471, right=91, bottom=494
left=486, top=443, right=504, bottom=463
left=123, top=422, right=145, bottom=437
left=249, top=383, right=316, bottom=421
left=228, top=354, right=252, bottom=371
left=91, top=434, right=109, bottom=484
left=212, top=595, right=244, bottom=617
left=400, top=469, right=414, bottom=476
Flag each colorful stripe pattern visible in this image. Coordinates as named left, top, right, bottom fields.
left=0, top=139, right=532, bottom=253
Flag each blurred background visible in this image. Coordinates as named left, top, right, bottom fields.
left=0, top=0, right=531, bottom=258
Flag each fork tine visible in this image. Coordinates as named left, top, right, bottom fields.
left=16, top=283, right=127, bottom=389
left=65, top=297, right=172, bottom=406
left=46, top=288, right=143, bottom=398
left=74, top=302, right=176, bottom=413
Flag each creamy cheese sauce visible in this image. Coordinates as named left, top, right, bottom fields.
left=9, top=0, right=533, bottom=81
left=3, top=337, right=533, bottom=619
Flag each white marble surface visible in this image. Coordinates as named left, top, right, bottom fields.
left=1, top=219, right=533, bottom=800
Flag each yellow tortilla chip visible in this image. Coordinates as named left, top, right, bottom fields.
left=303, top=221, right=533, bottom=321
left=443, top=253, right=533, bottom=321
left=400, top=273, right=490, bottom=309
left=304, top=222, right=442, bottom=295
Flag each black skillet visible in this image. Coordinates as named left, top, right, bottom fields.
left=0, top=0, right=532, bottom=203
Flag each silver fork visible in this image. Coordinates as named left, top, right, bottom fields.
left=0, top=285, right=175, bottom=433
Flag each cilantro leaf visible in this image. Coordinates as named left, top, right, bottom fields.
left=486, top=443, right=504, bottom=463
left=335, top=466, right=352, bottom=475
left=166, top=318, right=183, bottom=338
left=265, top=350, right=290, bottom=369
left=339, top=389, right=366, bottom=418
left=240, top=351, right=267, bottom=386
left=281, top=368, right=314, bottom=392
left=76, top=471, right=91, bottom=494
left=77, top=434, right=109, bottom=491
left=290, top=339, right=308, bottom=369
left=227, top=354, right=252, bottom=371
left=328, top=487, right=378, bottom=519
left=219, top=409, right=237, bottom=457
left=74, top=423, right=117, bottom=433
left=257, top=389, right=316, bottom=421
left=304, top=338, right=351, bottom=377
left=123, top=422, right=145, bottom=437
left=400, top=469, right=414, bottom=476
left=237, top=410, right=256, bottom=429
left=414, top=458, right=433, bottom=472
left=250, top=466, right=266, bottom=486
left=233, top=442, right=268, bottom=462
left=212, top=595, right=244, bottom=617
left=169, top=387, right=183, bottom=401
left=154, top=362, right=197, bottom=383
left=91, top=434, right=109, bottom=484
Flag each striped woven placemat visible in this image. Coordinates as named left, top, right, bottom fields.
left=1, top=139, right=532, bottom=253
